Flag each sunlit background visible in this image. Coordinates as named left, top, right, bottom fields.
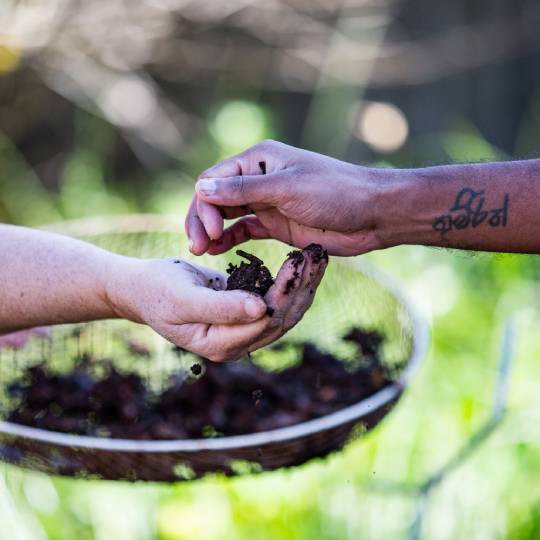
left=3, top=0, right=540, bottom=538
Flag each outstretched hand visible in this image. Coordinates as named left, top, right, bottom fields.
left=106, top=246, right=327, bottom=361
left=186, top=140, right=387, bottom=257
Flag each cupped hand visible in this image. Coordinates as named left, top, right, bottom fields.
left=106, top=246, right=327, bottom=361
left=186, top=140, right=387, bottom=257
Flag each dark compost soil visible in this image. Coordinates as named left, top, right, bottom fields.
left=226, top=244, right=328, bottom=298
left=226, top=250, right=275, bottom=296
left=6, top=327, right=393, bottom=440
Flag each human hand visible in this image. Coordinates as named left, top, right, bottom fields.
left=186, top=140, right=389, bottom=257
left=106, top=247, right=327, bottom=361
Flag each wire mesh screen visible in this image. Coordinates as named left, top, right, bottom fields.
left=0, top=216, right=426, bottom=482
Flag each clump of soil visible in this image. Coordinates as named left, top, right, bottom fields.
left=190, top=364, right=202, bottom=376
left=6, top=327, right=393, bottom=440
left=226, top=245, right=327, bottom=297
left=226, top=250, right=274, bottom=296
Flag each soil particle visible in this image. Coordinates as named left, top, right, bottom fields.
left=190, top=364, right=202, bottom=376
left=252, top=389, right=263, bottom=405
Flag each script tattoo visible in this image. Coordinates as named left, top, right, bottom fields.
left=432, top=188, right=509, bottom=235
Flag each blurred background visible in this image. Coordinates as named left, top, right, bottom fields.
left=3, top=0, right=540, bottom=538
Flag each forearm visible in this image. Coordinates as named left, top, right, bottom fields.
left=0, top=225, right=122, bottom=333
left=376, top=159, right=540, bottom=253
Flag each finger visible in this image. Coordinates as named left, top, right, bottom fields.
left=200, top=255, right=309, bottom=356
left=247, top=246, right=328, bottom=352
left=264, top=252, right=307, bottom=318
left=167, top=317, right=270, bottom=362
left=309, top=251, right=328, bottom=291
left=196, top=197, right=224, bottom=240
left=183, top=288, right=267, bottom=325
left=204, top=318, right=272, bottom=361
left=199, top=157, right=242, bottom=180
left=206, top=217, right=271, bottom=255
left=282, top=245, right=328, bottom=331
left=185, top=197, right=210, bottom=255
left=199, top=149, right=268, bottom=180
left=196, top=172, right=283, bottom=207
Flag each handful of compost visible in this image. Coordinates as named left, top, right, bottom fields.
left=225, top=243, right=328, bottom=335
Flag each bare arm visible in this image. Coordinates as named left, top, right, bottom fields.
left=0, top=224, right=119, bottom=332
left=379, top=160, right=535, bottom=253
left=185, top=140, right=540, bottom=256
left=0, top=224, right=327, bottom=361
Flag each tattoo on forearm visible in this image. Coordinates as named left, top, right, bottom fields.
left=432, top=188, right=509, bottom=235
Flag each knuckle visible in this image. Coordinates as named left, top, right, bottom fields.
left=199, top=344, right=222, bottom=362
left=259, top=139, right=276, bottom=150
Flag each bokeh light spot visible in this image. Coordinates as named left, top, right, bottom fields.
left=100, top=78, right=156, bottom=129
left=356, top=101, right=409, bottom=153
left=211, top=100, right=270, bottom=156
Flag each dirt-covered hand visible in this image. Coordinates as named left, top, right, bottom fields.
left=106, top=248, right=327, bottom=361
left=186, top=140, right=386, bottom=257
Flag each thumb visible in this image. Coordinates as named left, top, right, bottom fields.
left=183, top=288, right=267, bottom=325
left=195, top=172, right=283, bottom=207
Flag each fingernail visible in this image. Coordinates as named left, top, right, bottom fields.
left=196, top=179, right=217, bottom=196
left=244, top=297, right=264, bottom=319
left=188, top=238, right=195, bottom=252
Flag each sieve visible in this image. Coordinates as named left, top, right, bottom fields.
left=0, top=215, right=428, bottom=482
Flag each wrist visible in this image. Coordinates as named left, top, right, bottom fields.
left=367, top=167, right=427, bottom=249
left=102, top=254, right=145, bottom=324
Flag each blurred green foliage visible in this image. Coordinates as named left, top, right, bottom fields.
left=0, top=98, right=276, bottom=227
